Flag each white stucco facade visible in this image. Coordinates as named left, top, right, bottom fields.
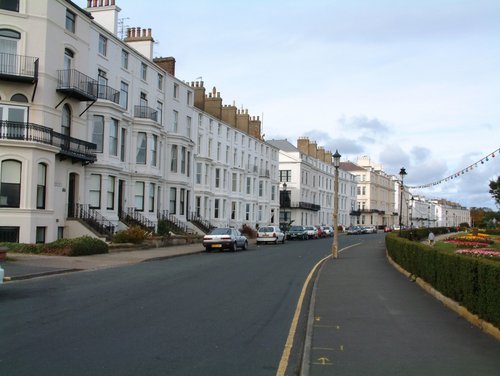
left=0, top=0, right=278, bottom=243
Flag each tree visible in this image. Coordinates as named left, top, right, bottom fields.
left=489, top=176, right=500, bottom=207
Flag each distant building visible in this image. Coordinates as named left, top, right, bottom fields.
left=268, top=138, right=357, bottom=228
left=340, top=157, right=397, bottom=228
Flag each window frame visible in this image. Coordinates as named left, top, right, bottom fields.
left=98, top=34, right=107, bottom=56
left=65, top=9, right=76, bottom=33
left=36, top=163, right=47, bottom=209
left=0, top=159, right=22, bottom=208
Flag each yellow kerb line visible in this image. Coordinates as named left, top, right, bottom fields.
left=276, top=243, right=361, bottom=376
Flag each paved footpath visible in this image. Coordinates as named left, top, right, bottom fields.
left=1, top=242, right=205, bottom=280
left=303, top=237, right=500, bottom=376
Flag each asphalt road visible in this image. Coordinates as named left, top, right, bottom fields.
left=0, top=236, right=345, bottom=376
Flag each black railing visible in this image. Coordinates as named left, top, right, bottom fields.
left=290, top=201, right=321, bottom=211
left=119, top=208, right=155, bottom=233
left=0, top=52, right=39, bottom=83
left=57, top=69, right=98, bottom=101
left=158, top=210, right=189, bottom=235
left=358, top=208, right=386, bottom=214
left=188, top=212, right=215, bottom=234
left=97, top=84, right=120, bottom=104
left=69, top=203, right=115, bottom=239
left=0, top=121, right=97, bottom=163
left=134, top=105, right=158, bottom=122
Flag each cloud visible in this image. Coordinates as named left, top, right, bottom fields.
left=302, top=130, right=365, bottom=156
left=338, top=115, right=390, bottom=135
left=411, top=146, right=432, bottom=162
left=378, top=145, right=411, bottom=172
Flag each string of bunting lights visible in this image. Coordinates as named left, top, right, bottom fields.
left=407, top=147, right=499, bottom=190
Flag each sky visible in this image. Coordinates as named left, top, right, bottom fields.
left=78, top=0, right=499, bottom=209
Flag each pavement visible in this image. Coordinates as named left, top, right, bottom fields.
left=0, top=242, right=206, bottom=281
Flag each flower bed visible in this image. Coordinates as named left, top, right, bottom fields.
left=456, top=248, right=500, bottom=259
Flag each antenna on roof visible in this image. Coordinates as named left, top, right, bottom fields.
left=118, top=17, right=130, bottom=40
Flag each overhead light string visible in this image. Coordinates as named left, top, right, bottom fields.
left=407, top=147, right=499, bottom=189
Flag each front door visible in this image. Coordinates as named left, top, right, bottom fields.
left=67, top=173, right=77, bottom=217
left=118, top=179, right=125, bottom=217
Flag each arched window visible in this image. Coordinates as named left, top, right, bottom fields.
left=0, top=160, right=21, bottom=208
left=37, top=163, right=47, bottom=209
left=61, top=104, right=71, bottom=137
left=10, top=93, right=28, bottom=103
left=0, top=29, right=20, bottom=55
left=64, top=48, right=74, bottom=70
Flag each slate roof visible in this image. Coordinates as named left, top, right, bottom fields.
left=267, top=139, right=299, bottom=153
left=339, top=161, right=365, bottom=172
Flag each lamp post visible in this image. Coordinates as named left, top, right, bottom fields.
left=428, top=205, right=431, bottom=228
left=398, top=167, right=407, bottom=236
left=332, top=150, right=341, bottom=259
left=410, top=196, right=414, bottom=228
left=281, top=182, right=288, bottom=226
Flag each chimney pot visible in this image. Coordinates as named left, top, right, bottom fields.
left=148, top=28, right=152, bottom=37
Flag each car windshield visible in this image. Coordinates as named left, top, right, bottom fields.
left=210, top=228, right=232, bottom=235
left=290, top=226, right=302, bottom=231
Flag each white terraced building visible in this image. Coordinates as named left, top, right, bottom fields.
left=0, top=0, right=279, bottom=243
left=268, top=138, right=357, bottom=229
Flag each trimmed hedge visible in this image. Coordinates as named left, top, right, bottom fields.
left=386, top=233, right=500, bottom=328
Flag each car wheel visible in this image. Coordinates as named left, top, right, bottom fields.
left=231, top=242, right=237, bottom=252
left=242, top=240, right=248, bottom=250
left=205, top=246, right=211, bottom=252
left=256, top=241, right=260, bottom=245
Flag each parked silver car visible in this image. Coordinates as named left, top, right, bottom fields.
left=0, top=265, right=4, bottom=285
left=256, top=226, right=286, bottom=244
left=304, top=226, right=319, bottom=239
left=203, top=227, right=248, bottom=252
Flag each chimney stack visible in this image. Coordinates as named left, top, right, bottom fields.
left=154, top=56, right=176, bottom=76
left=124, top=26, right=155, bottom=59
left=86, top=0, right=121, bottom=35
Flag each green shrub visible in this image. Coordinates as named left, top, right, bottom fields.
left=386, top=233, right=500, bottom=329
left=156, top=219, right=171, bottom=237
left=112, top=225, right=149, bottom=244
left=64, top=236, right=108, bottom=256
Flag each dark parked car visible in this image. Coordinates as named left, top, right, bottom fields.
left=287, top=225, right=308, bottom=240
left=203, top=227, right=248, bottom=252
left=347, top=226, right=363, bottom=235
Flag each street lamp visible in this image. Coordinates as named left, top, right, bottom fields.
left=281, top=182, right=288, bottom=225
left=410, top=196, right=414, bottom=228
left=332, top=150, right=341, bottom=258
left=398, top=167, right=407, bottom=236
